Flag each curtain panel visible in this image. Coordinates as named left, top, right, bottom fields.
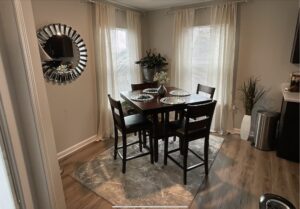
left=127, top=10, right=143, bottom=84
left=171, top=3, right=237, bottom=133
left=171, top=8, right=195, bottom=93
left=93, top=3, right=142, bottom=139
left=208, top=3, right=237, bottom=133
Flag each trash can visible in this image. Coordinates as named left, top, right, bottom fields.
left=254, top=111, right=280, bottom=151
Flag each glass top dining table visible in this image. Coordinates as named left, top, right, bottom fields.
left=120, top=86, right=212, bottom=162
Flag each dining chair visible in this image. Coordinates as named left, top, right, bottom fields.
left=126, top=82, right=159, bottom=116
left=196, top=84, right=215, bottom=99
left=108, top=94, right=153, bottom=173
left=131, top=81, right=158, bottom=91
left=173, top=84, right=216, bottom=141
left=164, top=100, right=217, bottom=184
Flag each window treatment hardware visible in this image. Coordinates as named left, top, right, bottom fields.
left=85, top=0, right=146, bottom=14
left=166, top=0, right=247, bottom=15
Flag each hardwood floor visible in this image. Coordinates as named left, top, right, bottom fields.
left=59, top=134, right=299, bottom=209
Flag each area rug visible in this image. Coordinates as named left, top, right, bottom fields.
left=72, top=135, right=224, bottom=207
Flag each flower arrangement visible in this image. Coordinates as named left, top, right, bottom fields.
left=154, top=71, right=169, bottom=85
left=239, top=77, right=265, bottom=115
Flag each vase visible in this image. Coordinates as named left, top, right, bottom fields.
left=158, top=84, right=167, bottom=97
left=240, top=115, right=251, bottom=140
left=142, top=67, right=156, bottom=83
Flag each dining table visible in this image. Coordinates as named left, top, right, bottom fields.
left=120, top=86, right=212, bottom=162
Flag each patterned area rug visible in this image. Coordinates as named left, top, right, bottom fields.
left=72, top=135, right=224, bottom=207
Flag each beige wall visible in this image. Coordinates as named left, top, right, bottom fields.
left=234, top=0, right=299, bottom=127
left=32, top=0, right=97, bottom=152
left=143, top=10, right=173, bottom=65
left=144, top=0, right=299, bottom=129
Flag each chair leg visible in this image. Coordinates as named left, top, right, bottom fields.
left=122, top=134, right=127, bottom=174
left=183, top=140, right=188, bottom=185
left=114, top=127, right=118, bottom=160
left=179, top=138, right=183, bottom=155
left=173, top=112, right=179, bottom=142
left=204, top=136, right=209, bottom=175
left=154, top=138, right=159, bottom=162
left=142, top=130, right=147, bottom=148
left=138, top=130, right=142, bottom=152
left=164, top=137, right=169, bottom=165
left=149, top=130, right=154, bottom=164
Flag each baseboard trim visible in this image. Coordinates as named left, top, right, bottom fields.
left=57, top=135, right=98, bottom=160
left=229, top=128, right=240, bottom=135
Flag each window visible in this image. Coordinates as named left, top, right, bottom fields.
left=191, top=25, right=211, bottom=91
left=115, top=28, right=130, bottom=92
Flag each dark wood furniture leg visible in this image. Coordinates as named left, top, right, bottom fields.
left=138, top=130, right=142, bottom=152
left=164, top=137, right=169, bottom=165
left=149, top=130, right=154, bottom=164
left=152, top=113, right=159, bottom=162
left=114, top=127, right=118, bottom=160
left=204, top=136, right=209, bottom=175
left=183, top=140, right=188, bottom=185
left=122, top=133, right=127, bottom=173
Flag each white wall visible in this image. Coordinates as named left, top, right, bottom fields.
left=32, top=0, right=97, bottom=152
left=144, top=0, right=299, bottom=129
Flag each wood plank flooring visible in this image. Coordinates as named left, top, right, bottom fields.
left=59, top=134, right=299, bottom=209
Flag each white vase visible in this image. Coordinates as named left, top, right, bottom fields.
left=240, top=115, right=251, bottom=140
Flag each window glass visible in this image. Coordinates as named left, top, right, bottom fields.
left=191, top=25, right=211, bottom=92
left=116, top=28, right=130, bottom=92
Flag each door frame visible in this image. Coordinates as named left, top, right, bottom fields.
left=0, top=0, right=67, bottom=208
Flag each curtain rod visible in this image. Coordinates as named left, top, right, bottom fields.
left=85, top=0, right=145, bottom=13
left=166, top=0, right=247, bottom=14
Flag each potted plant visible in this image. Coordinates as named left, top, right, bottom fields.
left=239, top=77, right=265, bottom=140
left=135, top=50, right=168, bottom=83
left=154, top=71, right=169, bottom=97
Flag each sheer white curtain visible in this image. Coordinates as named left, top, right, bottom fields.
left=126, top=10, right=142, bottom=84
left=208, top=3, right=237, bottom=133
left=93, top=3, right=143, bottom=139
left=171, top=8, right=195, bottom=92
left=93, top=3, right=117, bottom=139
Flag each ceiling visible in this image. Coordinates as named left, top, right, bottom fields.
left=109, top=0, right=209, bottom=11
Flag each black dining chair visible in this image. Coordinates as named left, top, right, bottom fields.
left=126, top=82, right=159, bottom=116
left=196, top=84, right=215, bottom=99
left=164, top=101, right=217, bottom=184
left=108, top=95, right=153, bottom=173
left=174, top=84, right=216, bottom=141
left=131, top=81, right=158, bottom=91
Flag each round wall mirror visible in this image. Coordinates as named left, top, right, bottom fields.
left=37, top=23, right=88, bottom=84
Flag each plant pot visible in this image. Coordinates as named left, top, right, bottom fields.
left=158, top=84, right=167, bottom=97
left=240, top=115, right=251, bottom=140
left=142, top=67, right=156, bottom=83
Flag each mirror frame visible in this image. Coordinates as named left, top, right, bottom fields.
left=37, top=23, right=88, bottom=84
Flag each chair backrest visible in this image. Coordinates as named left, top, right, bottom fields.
left=196, top=84, right=215, bottom=99
left=184, top=101, right=217, bottom=136
left=108, top=95, right=125, bottom=129
left=131, top=81, right=158, bottom=91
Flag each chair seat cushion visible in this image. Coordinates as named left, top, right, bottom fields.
left=176, top=126, right=208, bottom=141
left=124, top=114, right=152, bottom=132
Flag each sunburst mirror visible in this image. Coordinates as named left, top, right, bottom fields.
left=37, top=23, right=88, bottom=84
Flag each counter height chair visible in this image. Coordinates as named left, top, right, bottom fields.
left=131, top=81, right=158, bottom=91
left=108, top=95, right=153, bottom=173
left=165, top=101, right=217, bottom=184
left=174, top=84, right=216, bottom=141
left=196, top=84, right=215, bottom=99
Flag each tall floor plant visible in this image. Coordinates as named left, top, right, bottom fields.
left=239, top=77, right=265, bottom=140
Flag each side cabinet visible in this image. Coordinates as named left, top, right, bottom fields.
left=277, top=99, right=299, bottom=162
